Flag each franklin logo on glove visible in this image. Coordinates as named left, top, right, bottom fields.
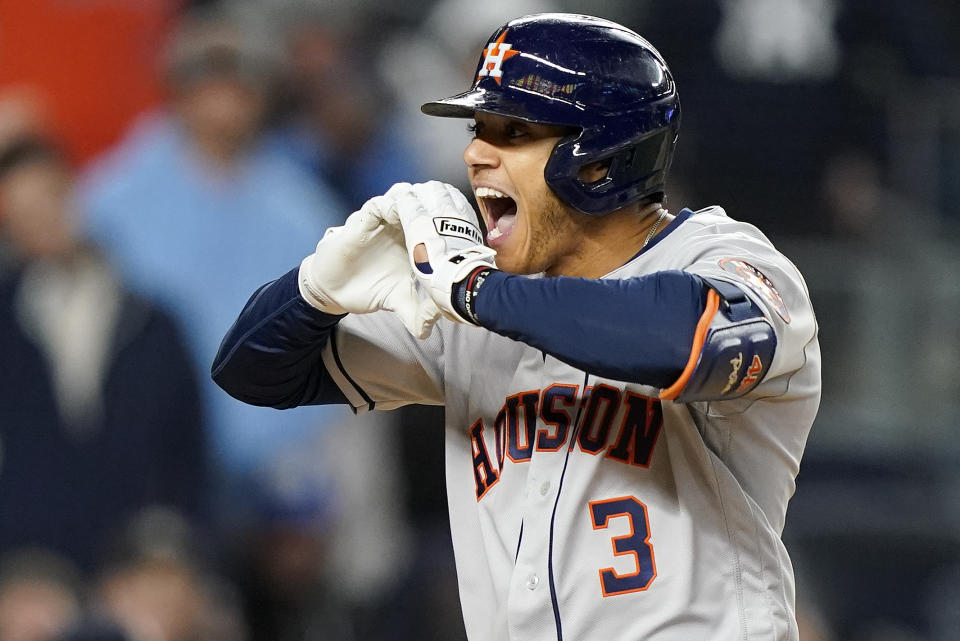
left=434, top=217, right=483, bottom=245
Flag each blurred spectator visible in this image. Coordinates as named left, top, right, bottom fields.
left=235, top=411, right=415, bottom=641
left=0, top=89, right=51, bottom=156
left=0, top=138, right=207, bottom=572
left=77, top=7, right=349, bottom=491
left=0, top=0, right=180, bottom=164
left=0, top=549, right=82, bottom=641
left=236, top=425, right=348, bottom=641
left=87, top=508, right=248, bottom=641
left=264, top=2, right=430, bottom=206
left=0, top=90, right=51, bottom=274
left=819, top=148, right=886, bottom=238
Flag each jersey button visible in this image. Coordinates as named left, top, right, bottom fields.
left=526, top=574, right=539, bottom=590
left=539, top=481, right=550, bottom=496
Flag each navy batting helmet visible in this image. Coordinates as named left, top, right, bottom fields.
left=421, top=13, right=680, bottom=216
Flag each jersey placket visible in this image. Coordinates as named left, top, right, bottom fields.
left=505, top=352, right=580, bottom=641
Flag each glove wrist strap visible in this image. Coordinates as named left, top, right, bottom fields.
left=453, top=266, right=495, bottom=325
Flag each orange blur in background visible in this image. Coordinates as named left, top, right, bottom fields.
left=0, top=0, right=180, bottom=165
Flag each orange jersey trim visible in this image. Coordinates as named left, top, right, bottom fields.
left=659, top=289, right=720, bottom=401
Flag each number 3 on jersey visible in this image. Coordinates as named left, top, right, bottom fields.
left=589, top=496, right=657, bottom=596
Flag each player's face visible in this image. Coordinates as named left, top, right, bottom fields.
left=464, top=112, right=586, bottom=276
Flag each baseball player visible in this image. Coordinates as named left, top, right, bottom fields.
left=213, top=13, right=821, bottom=641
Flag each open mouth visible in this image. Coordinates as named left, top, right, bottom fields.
left=475, top=186, right=517, bottom=244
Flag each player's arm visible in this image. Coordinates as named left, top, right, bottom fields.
left=457, top=270, right=776, bottom=402
left=212, top=266, right=348, bottom=408
left=212, top=194, right=441, bottom=409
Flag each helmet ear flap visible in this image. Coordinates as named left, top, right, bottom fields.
left=546, top=127, right=676, bottom=215
left=608, top=129, right=671, bottom=192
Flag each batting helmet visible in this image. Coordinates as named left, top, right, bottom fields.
left=421, top=13, right=680, bottom=216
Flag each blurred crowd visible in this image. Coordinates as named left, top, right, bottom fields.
left=0, top=1, right=957, bottom=640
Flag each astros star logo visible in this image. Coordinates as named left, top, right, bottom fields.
left=476, top=30, right=520, bottom=84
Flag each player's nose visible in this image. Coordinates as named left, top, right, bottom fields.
left=463, top=136, right=500, bottom=170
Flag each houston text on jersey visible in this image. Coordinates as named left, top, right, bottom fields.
left=469, top=383, right=663, bottom=500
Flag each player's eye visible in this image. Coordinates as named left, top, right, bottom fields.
left=467, top=122, right=481, bottom=138
left=505, top=124, right=527, bottom=139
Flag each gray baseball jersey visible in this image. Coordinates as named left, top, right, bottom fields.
left=321, top=206, right=820, bottom=641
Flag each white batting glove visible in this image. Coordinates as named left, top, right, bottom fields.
left=379, top=182, right=497, bottom=330
left=299, top=195, right=441, bottom=338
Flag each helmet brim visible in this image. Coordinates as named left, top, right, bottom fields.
left=421, top=84, right=581, bottom=125
left=420, top=88, right=481, bottom=119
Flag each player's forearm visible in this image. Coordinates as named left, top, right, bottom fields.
left=211, top=267, right=348, bottom=408
left=471, top=270, right=708, bottom=386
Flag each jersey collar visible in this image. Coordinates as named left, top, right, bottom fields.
left=626, top=207, right=696, bottom=262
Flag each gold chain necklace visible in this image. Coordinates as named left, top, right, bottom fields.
left=641, top=209, right=668, bottom=249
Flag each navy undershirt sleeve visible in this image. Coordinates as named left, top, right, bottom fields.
left=473, top=270, right=708, bottom=387
left=211, top=267, right=350, bottom=408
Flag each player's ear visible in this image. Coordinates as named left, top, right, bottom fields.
left=578, top=159, right=611, bottom=185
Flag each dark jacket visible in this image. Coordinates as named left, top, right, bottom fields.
left=0, top=266, right=208, bottom=571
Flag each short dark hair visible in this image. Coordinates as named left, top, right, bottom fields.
left=0, top=137, right=68, bottom=182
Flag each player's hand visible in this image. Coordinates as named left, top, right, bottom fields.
left=380, top=182, right=497, bottom=331
left=298, top=195, right=441, bottom=338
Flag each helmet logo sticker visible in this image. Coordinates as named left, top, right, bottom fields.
left=476, top=30, right=520, bottom=85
